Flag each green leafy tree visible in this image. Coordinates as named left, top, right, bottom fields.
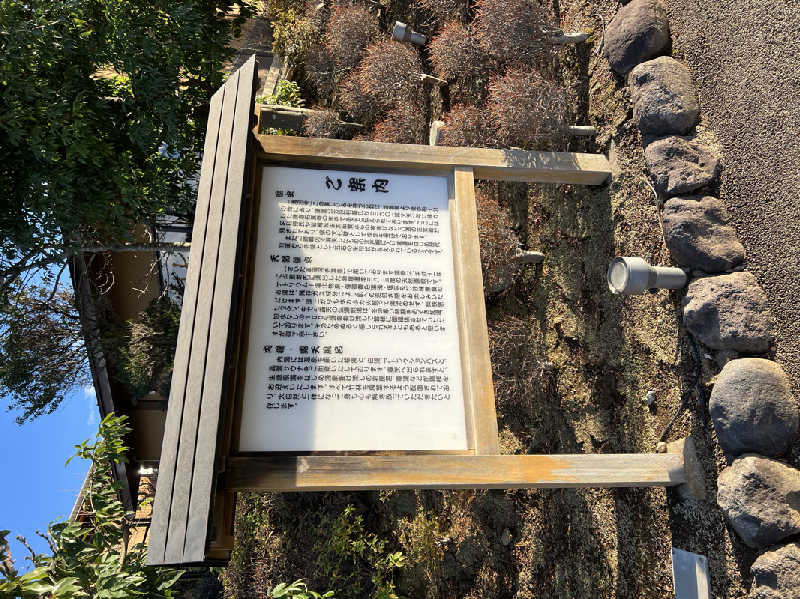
left=0, top=0, right=249, bottom=421
left=0, top=281, right=88, bottom=423
left=0, top=414, right=184, bottom=598
left=1, top=0, right=249, bottom=289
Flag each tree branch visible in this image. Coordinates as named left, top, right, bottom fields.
left=35, top=530, right=56, bottom=555
left=0, top=537, right=14, bottom=577
left=45, top=259, right=70, bottom=303
left=15, top=535, right=36, bottom=563
left=1, top=242, right=190, bottom=298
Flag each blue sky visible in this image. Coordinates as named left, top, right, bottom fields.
left=0, top=385, right=98, bottom=572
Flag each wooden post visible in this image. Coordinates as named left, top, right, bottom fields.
left=452, top=167, right=500, bottom=453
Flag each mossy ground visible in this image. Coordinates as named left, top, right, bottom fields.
left=222, top=1, right=765, bottom=597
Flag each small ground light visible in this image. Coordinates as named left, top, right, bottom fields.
left=392, top=21, right=426, bottom=46
left=607, top=257, right=687, bottom=295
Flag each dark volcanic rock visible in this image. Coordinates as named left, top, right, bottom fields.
left=717, top=455, right=800, bottom=549
left=629, top=56, right=700, bottom=136
left=750, top=542, right=800, bottom=599
left=662, top=196, right=745, bottom=271
left=604, top=0, right=671, bottom=75
left=710, top=358, right=798, bottom=457
left=682, top=272, right=774, bottom=353
left=645, top=135, right=720, bottom=196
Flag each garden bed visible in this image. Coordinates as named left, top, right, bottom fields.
left=221, top=0, right=762, bottom=596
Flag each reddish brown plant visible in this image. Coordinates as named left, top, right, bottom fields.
left=487, top=68, right=568, bottom=149
left=305, top=45, right=336, bottom=98
left=355, top=40, right=423, bottom=112
left=324, top=4, right=378, bottom=76
left=475, top=187, right=520, bottom=295
left=306, top=3, right=377, bottom=98
left=473, top=0, right=553, bottom=67
left=413, top=0, right=469, bottom=23
left=337, top=70, right=379, bottom=125
left=303, top=108, right=342, bottom=138
left=369, top=101, right=427, bottom=144
left=439, top=104, right=498, bottom=148
left=428, top=21, right=489, bottom=81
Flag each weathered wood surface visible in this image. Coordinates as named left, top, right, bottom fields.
left=226, top=454, right=687, bottom=491
left=451, top=167, right=499, bottom=454
left=258, top=104, right=363, bottom=131
left=148, top=55, right=257, bottom=566
left=163, top=54, right=241, bottom=565
left=183, top=51, right=255, bottom=563
left=255, top=135, right=611, bottom=185
left=147, top=73, right=226, bottom=568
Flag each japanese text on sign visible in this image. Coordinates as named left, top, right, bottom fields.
left=238, top=166, right=467, bottom=451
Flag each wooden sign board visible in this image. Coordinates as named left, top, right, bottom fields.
left=239, top=165, right=469, bottom=452
left=147, top=56, right=685, bottom=566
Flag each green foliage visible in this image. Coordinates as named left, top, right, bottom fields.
left=0, top=414, right=184, bottom=598
left=269, top=579, right=335, bottom=599
left=271, top=6, right=316, bottom=72
left=315, top=505, right=406, bottom=599
left=0, top=281, right=88, bottom=423
left=257, top=80, right=305, bottom=135
left=258, top=80, right=305, bottom=108
left=0, top=0, right=250, bottom=288
left=397, top=509, right=444, bottom=567
left=0, top=0, right=249, bottom=422
left=256, top=0, right=297, bottom=22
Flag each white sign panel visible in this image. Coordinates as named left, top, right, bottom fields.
left=238, top=166, right=467, bottom=451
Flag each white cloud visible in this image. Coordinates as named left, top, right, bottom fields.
left=83, top=385, right=99, bottom=426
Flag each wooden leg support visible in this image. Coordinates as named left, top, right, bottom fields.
left=666, top=437, right=706, bottom=501
left=226, top=454, right=686, bottom=492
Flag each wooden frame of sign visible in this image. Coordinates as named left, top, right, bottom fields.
left=147, top=56, right=686, bottom=566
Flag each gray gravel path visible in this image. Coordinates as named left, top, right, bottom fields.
left=662, top=0, right=800, bottom=391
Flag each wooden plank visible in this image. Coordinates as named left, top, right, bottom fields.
left=672, top=548, right=710, bottom=599
left=147, top=82, right=226, bottom=566
left=183, top=55, right=256, bottom=563
left=254, top=135, right=611, bottom=185
left=258, top=104, right=364, bottom=131
left=207, top=490, right=236, bottom=553
left=452, top=167, right=499, bottom=454
left=259, top=104, right=311, bottom=130
left=226, top=454, right=687, bottom=491
left=447, top=173, right=475, bottom=451
left=164, top=66, right=243, bottom=564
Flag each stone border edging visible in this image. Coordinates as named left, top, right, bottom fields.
left=604, top=1, right=800, bottom=595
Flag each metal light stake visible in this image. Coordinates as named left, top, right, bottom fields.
left=607, top=257, right=687, bottom=295
left=392, top=21, right=426, bottom=46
